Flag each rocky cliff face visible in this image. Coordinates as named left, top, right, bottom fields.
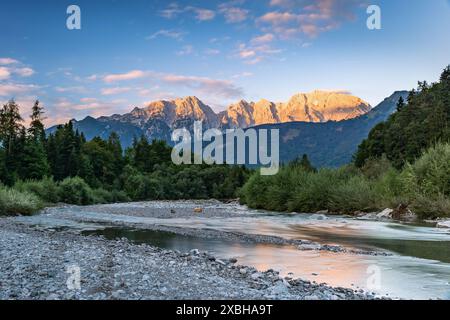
left=101, top=96, right=219, bottom=129
left=279, top=91, right=371, bottom=123
left=102, top=91, right=371, bottom=132
left=219, top=90, right=371, bottom=129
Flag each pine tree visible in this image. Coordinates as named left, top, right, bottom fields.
left=396, top=96, right=405, bottom=112
left=28, top=100, right=46, bottom=142
left=21, top=101, right=49, bottom=180
left=0, top=100, right=24, bottom=184
left=299, top=154, right=316, bottom=172
left=22, top=138, right=50, bottom=180
left=0, top=100, right=24, bottom=155
left=290, top=154, right=316, bottom=172
left=440, top=65, right=450, bottom=83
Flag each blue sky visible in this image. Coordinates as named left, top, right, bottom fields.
left=0, top=0, right=449, bottom=125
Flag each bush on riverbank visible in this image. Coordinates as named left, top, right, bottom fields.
left=0, top=185, right=44, bottom=216
left=240, top=143, right=450, bottom=218
left=14, top=177, right=60, bottom=203
left=14, top=176, right=131, bottom=207
left=3, top=163, right=249, bottom=215
left=400, top=143, right=450, bottom=218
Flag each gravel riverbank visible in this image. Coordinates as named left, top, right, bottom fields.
left=0, top=218, right=379, bottom=300
left=29, top=202, right=390, bottom=256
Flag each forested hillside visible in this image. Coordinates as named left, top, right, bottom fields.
left=355, top=66, right=450, bottom=168
left=240, top=67, right=450, bottom=219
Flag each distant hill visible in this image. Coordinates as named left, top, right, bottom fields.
left=251, top=91, right=408, bottom=168
left=47, top=91, right=407, bottom=168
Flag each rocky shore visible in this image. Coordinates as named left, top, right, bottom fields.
left=0, top=218, right=379, bottom=300
left=27, top=202, right=389, bottom=257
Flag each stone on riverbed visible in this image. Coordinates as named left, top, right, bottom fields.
left=377, top=208, right=394, bottom=219
left=270, top=282, right=289, bottom=295
left=190, top=249, right=200, bottom=256
left=437, top=220, right=450, bottom=228
left=310, top=214, right=328, bottom=221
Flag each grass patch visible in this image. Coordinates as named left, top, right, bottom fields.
left=0, top=185, right=44, bottom=216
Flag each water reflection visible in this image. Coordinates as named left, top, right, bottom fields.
left=83, top=227, right=450, bottom=300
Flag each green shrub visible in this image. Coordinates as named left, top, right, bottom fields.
left=123, top=173, right=161, bottom=201
left=239, top=172, right=272, bottom=209
left=14, top=177, right=60, bottom=203
left=0, top=186, right=44, bottom=216
left=58, top=177, right=94, bottom=205
left=361, top=156, right=393, bottom=180
left=397, top=143, right=450, bottom=218
left=401, top=143, right=450, bottom=197
left=110, top=190, right=131, bottom=203
left=288, top=169, right=340, bottom=212
left=409, top=194, right=450, bottom=219
left=91, top=188, right=114, bottom=204
left=329, top=175, right=378, bottom=213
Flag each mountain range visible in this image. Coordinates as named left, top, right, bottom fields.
left=47, top=90, right=407, bottom=167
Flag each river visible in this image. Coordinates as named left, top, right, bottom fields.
left=15, top=200, right=450, bottom=300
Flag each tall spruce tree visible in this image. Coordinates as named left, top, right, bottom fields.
left=28, top=100, right=46, bottom=141
left=22, top=100, right=49, bottom=180
left=0, top=100, right=24, bottom=184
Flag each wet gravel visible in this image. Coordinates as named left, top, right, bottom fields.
left=32, top=202, right=390, bottom=257
left=0, top=218, right=380, bottom=300
left=75, top=200, right=250, bottom=219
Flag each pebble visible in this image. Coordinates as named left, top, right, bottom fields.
left=0, top=202, right=382, bottom=301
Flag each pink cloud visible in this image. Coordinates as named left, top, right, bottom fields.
left=162, top=74, right=243, bottom=99
left=251, top=33, right=275, bottom=44
left=0, top=58, right=19, bottom=65
left=261, top=0, right=364, bottom=38
left=0, top=67, right=11, bottom=80
left=0, top=83, right=39, bottom=97
left=219, top=4, right=249, bottom=23
left=101, top=87, right=131, bottom=95
left=236, top=42, right=283, bottom=64
left=14, top=67, right=35, bottom=77
left=103, top=70, right=147, bottom=83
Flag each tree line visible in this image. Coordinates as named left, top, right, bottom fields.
left=354, top=66, right=450, bottom=168
left=0, top=100, right=250, bottom=209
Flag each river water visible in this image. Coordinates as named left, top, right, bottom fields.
left=17, top=201, right=450, bottom=300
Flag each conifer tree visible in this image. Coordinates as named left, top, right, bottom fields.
left=21, top=101, right=49, bottom=180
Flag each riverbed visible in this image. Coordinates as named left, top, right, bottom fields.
left=3, top=200, right=450, bottom=300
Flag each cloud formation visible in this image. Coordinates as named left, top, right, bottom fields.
left=160, top=3, right=216, bottom=21
left=162, top=73, right=243, bottom=99
left=147, top=29, right=186, bottom=41
left=101, top=87, right=132, bottom=95
left=236, top=42, right=283, bottom=64
left=261, top=0, right=364, bottom=38
left=186, top=6, right=216, bottom=21
left=219, top=3, right=249, bottom=23
left=98, top=69, right=244, bottom=100
left=0, top=58, right=19, bottom=65
left=251, top=33, right=275, bottom=44
left=0, top=83, right=39, bottom=97
left=103, top=70, right=147, bottom=83
left=0, top=58, right=35, bottom=80
left=0, top=67, right=11, bottom=80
